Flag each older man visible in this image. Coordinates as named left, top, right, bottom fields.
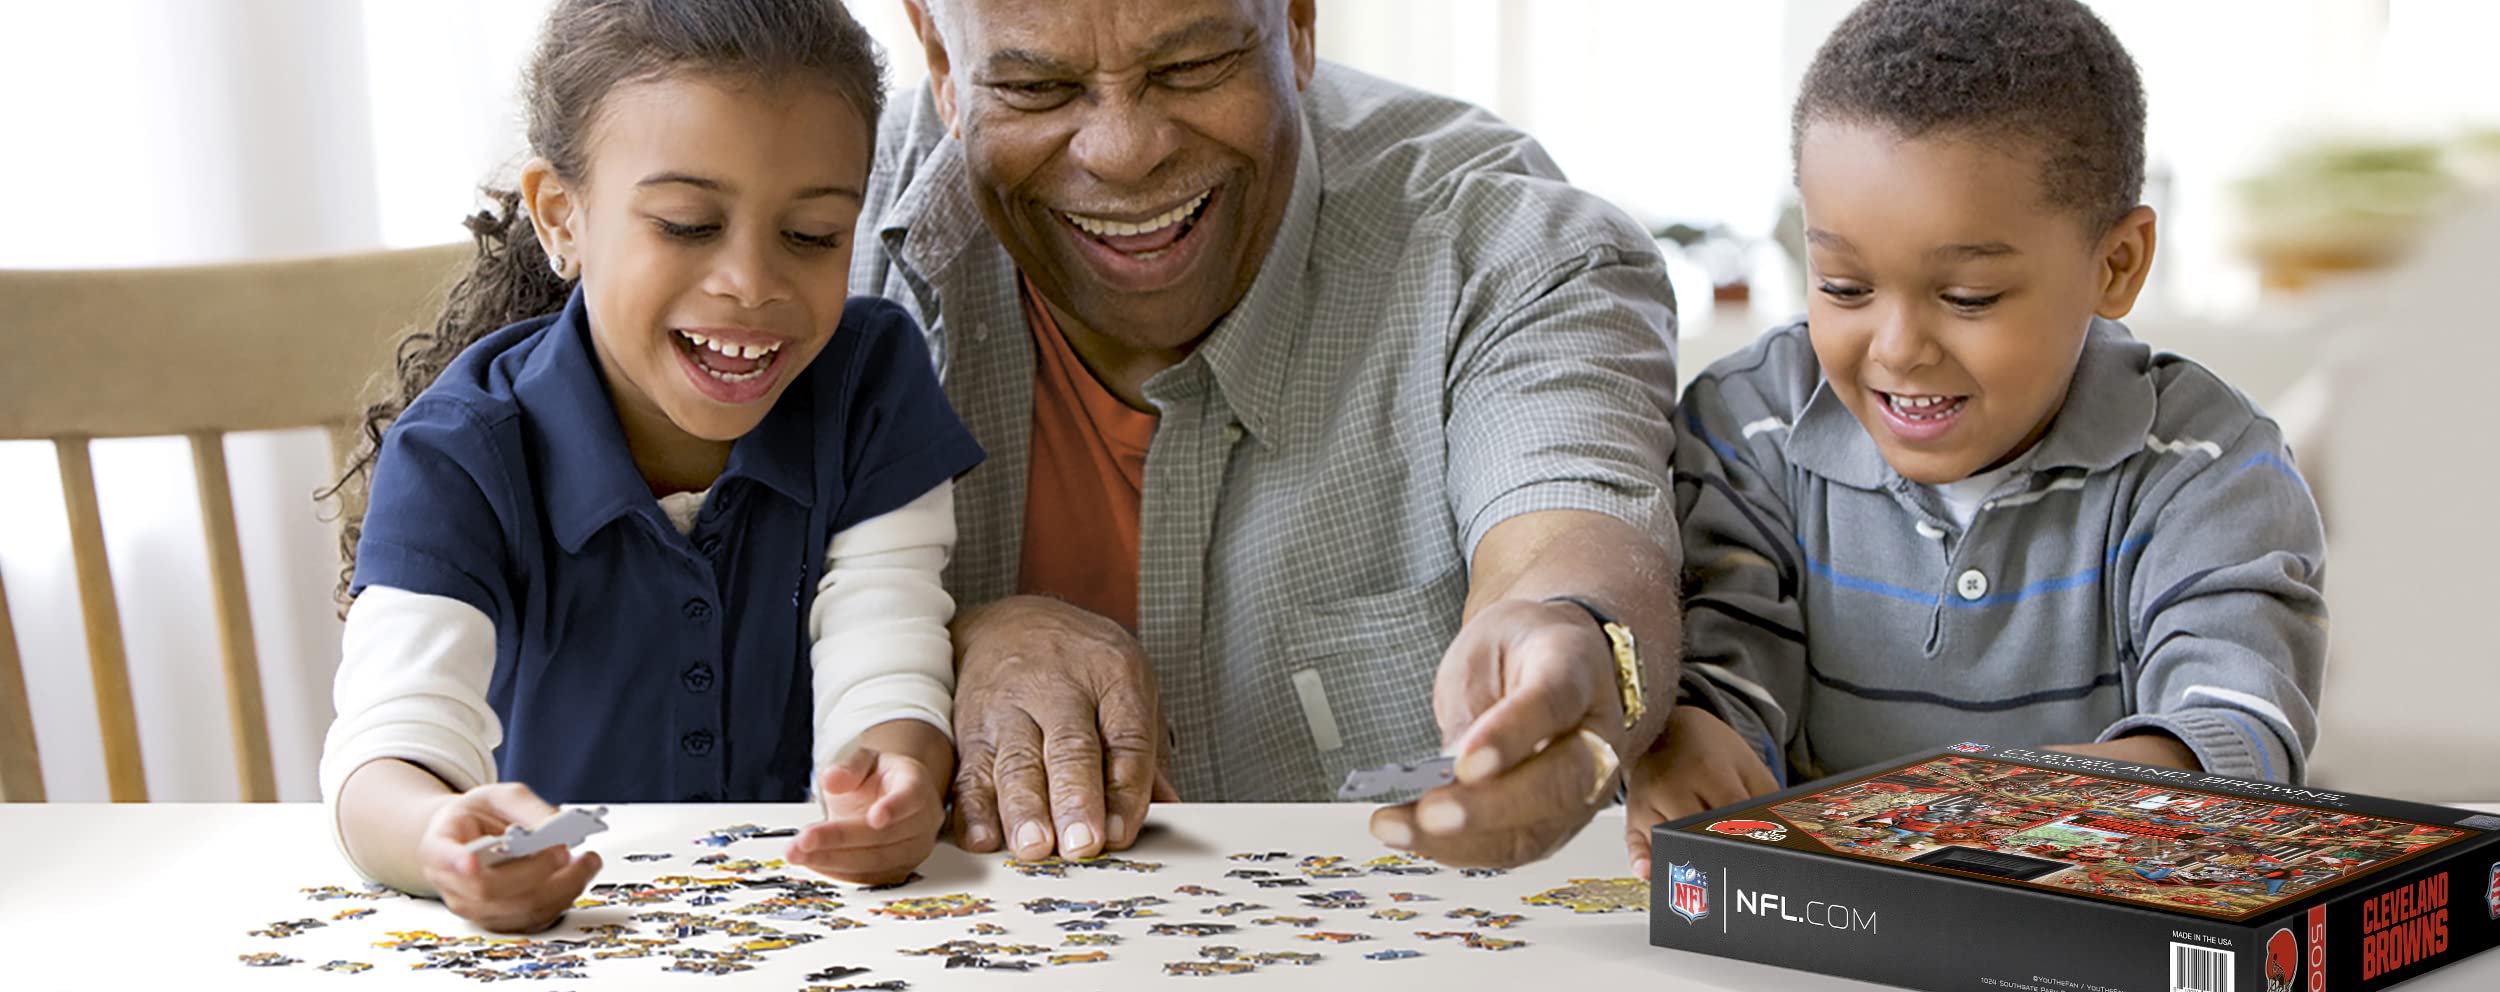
left=853, top=0, right=1681, bottom=869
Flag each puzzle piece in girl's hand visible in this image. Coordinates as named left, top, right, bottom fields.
left=1337, top=754, right=1456, bottom=799
left=467, top=806, right=609, bottom=866
left=1520, top=877, right=1650, bottom=914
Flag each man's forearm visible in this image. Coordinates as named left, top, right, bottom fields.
left=1468, top=509, right=1680, bottom=755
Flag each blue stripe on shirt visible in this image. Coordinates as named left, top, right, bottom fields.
left=1804, top=532, right=2154, bottom=609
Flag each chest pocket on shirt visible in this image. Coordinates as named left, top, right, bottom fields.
left=1278, top=564, right=1466, bottom=796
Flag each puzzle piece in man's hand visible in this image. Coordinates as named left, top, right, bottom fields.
left=466, top=806, right=609, bottom=866
left=1336, top=754, right=1456, bottom=800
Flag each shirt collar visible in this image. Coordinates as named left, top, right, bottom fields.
left=1167, top=124, right=1321, bottom=442
left=516, top=287, right=817, bottom=554
left=1787, top=316, right=2156, bottom=490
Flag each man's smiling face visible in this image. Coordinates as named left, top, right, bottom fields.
left=911, top=0, right=1316, bottom=353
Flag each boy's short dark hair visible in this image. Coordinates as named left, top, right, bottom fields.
left=1794, top=0, right=2146, bottom=230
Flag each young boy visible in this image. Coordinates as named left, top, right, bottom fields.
left=1624, top=0, right=2328, bottom=876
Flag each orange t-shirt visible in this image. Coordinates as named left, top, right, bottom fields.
left=1016, top=278, right=1155, bottom=632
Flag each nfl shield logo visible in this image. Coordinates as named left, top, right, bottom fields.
left=1668, top=862, right=1710, bottom=923
left=2485, top=862, right=2498, bottom=919
left=1950, top=741, right=1989, bottom=753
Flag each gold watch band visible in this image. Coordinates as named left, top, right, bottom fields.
left=1546, top=595, right=1644, bottom=731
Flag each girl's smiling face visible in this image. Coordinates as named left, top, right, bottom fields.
left=1796, top=120, right=2155, bottom=485
left=524, top=73, right=870, bottom=480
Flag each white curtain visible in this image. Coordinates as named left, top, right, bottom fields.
left=1, top=0, right=2479, bottom=802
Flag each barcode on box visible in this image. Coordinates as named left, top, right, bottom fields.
left=2170, top=942, right=2234, bottom=992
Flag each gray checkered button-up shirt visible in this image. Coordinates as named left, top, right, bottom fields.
left=852, top=63, right=1679, bottom=801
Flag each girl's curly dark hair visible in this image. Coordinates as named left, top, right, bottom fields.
left=318, top=0, right=888, bottom=609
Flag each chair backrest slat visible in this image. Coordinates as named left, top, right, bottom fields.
left=190, top=431, right=278, bottom=802
left=54, top=437, right=148, bottom=802
left=0, top=243, right=465, bottom=802
left=0, top=572, right=43, bottom=802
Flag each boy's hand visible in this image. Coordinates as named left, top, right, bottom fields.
left=789, top=745, right=946, bottom=885
left=418, top=783, right=603, bottom=933
left=2045, top=733, right=2202, bottom=771
left=1623, top=705, right=1781, bottom=879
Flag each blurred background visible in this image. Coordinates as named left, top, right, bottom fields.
left=2, top=0, right=2494, bottom=804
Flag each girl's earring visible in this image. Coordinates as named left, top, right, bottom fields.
left=548, top=254, right=569, bottom=279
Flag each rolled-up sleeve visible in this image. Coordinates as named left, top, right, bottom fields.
left=1444, top=248, right=1680, bottom=561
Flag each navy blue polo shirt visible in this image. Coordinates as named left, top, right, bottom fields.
left=350, top=289, right=983, bottom=803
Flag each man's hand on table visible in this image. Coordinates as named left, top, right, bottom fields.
left=948, top=595, right=1178, bottom=862
left=1369, top=597, right=1631, bottom=867
left=419, top=782, right=603, bottom=934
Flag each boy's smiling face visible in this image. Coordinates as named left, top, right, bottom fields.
left=1797, top=120, right=2155, bottom=485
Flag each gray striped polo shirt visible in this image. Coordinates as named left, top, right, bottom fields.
left=1676, top=319, right=2327, bottom=784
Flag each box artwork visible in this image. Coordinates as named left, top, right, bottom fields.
left=1651, top=743, right=2500, bottom=992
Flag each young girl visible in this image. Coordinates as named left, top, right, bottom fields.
left=318, top=0, right=983, bottom=933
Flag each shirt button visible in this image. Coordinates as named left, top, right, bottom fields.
left=681, top=730, right=715, bottom=756
left=1223, top=422, right=1245, bottom=445
left=1956, top=569, right=1990, bottom=601
left=681, top=663, right=715, bottom=693
left=683, top=598, right=712, bottom=621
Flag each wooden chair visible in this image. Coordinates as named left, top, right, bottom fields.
left=0, top=244, right=468, bottom=802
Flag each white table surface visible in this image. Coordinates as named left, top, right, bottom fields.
left=3, top=802, right=2494, bottom=990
